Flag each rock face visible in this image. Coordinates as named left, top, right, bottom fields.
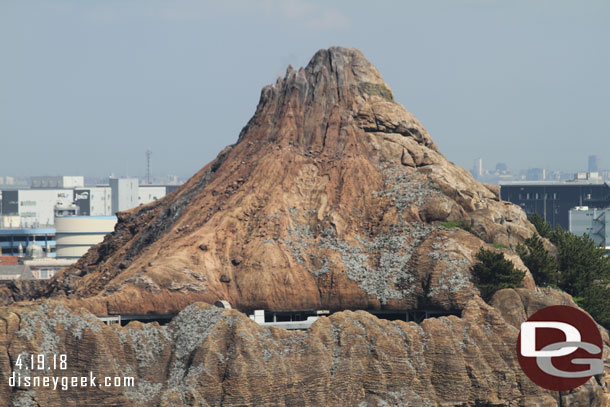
left=28, top=47, right=533, bottom=316
left=1, top=47, right=608, bottom=406
left=0, top=291, right=609, bottom=407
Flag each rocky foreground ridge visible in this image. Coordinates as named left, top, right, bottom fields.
left=1, top=47, right=609, bottom=406
left=0, top=289, right=609, bottom=407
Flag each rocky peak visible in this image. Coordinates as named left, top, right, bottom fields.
left=4, top=47, right=534, bottom=317
left=241, top=46, right=437, bottom=153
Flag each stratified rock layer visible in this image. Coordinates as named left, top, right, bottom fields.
left=1, top=290, right=609, bottom=407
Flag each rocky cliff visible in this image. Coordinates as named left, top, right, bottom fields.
left=1, top=47, right=607, bottom=406
left=1, top=290, right=609, bottom=406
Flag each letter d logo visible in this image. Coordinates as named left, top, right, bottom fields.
left=517, top=305, right=603, bottom=391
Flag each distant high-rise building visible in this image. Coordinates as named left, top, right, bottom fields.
left=146, top=148, right=152, bottom=185
left=495, top=163, right=508, bottom=173
left=472, top=158, right=483, bottom=179
left=588, top=155, right=601, bottom=173
left=525, top=168, right=546, bottom=181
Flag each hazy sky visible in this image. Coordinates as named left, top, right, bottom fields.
left=1, top=0, right=609, bottom=178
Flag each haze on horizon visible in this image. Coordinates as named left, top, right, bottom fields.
left=1, top=0, right=608, bottom=179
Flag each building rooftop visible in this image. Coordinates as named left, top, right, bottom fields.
left=0, top=256, right=18, bottom=265
left=24, top=258, right=77, bottom=267
left=500, top=180, right=609, bottom=186
left=0, top=265, right=34, bottom=280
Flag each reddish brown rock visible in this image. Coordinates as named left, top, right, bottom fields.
left=10, top=47, right=537, bottom=317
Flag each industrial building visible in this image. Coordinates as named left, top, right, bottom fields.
left=55, top=216, right=117, bottom=259
left=569, top=207, right=610, bottom=249
left=23, top=257, right=76, bottom=279
left=1, top=176, right=178, bottom=228
left=0, top=264, right=34, bottom=282
left=0, top=247, right=76, bottom=281
left=1, top=189, right=74, bottom=227
left=500, top=173, right=610, bottom=230
left=73, top=187, right=112, bottom=216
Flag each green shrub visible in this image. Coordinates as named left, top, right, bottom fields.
left=440, top=219, right=471, bottom=232
left=472, top=248, right=525, bottom=301
left=492, top=243, right=507, bottom=249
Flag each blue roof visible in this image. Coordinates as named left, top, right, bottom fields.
left=0, top=228, right=56, bottom=235
left=55, top=216, right=117, bottom=220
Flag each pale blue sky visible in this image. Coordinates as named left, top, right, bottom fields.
left=1, top=0, right=609, bottom=178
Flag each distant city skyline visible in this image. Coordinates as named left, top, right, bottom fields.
left=1, top=1, right=609, bottom=178
left=470, top=154, right=607, bottom=173
left=468, top=153, right=610, bottom=185
left=0, top=152, right=605, bottom=187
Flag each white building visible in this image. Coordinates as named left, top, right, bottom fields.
left=73, top=187, right=112, bottom=216
left=569, top=207, right=610, bottom=250
left=139, top=186, right=167, bottom=206
left=1, top=215, right=20, bottom=228
left=11, top=189, right=74, bottom=227
left=110, top=178, right=138, bottom=213
left=24, top=257, right=76, bottom=279
left=55, top=216, right=117, bottom=259
left=1, top=177, right=172, bottom=227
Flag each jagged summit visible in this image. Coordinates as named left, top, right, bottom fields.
left=239, top=46, right=437, bottom=153
left=269, top=47, right=391, bottom=104
left=6, top=47, right=534, bottom=316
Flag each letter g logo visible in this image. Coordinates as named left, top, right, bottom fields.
left=517, top=305, right=603, bottom=391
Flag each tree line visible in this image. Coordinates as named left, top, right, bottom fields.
left=472, top=213, right=610, bottom=328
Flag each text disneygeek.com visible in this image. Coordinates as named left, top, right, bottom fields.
left=9, top=372, right=135, bottom=390
left=9, top=353, right=135, bottom=390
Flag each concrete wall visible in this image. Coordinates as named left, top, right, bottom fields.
left=90, top=187, right=112, bottom=216
left=139, top=186, right=166, bottom=206
left=110, top=178, right=138, bottom=213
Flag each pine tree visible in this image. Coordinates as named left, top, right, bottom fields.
left=551, top=226, right=610, bottom=295
left=516, top=234, right=558, bottom=287
left=528, top=213, right=551, bottom=238
left=472, top=248, right=525, bottom=301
